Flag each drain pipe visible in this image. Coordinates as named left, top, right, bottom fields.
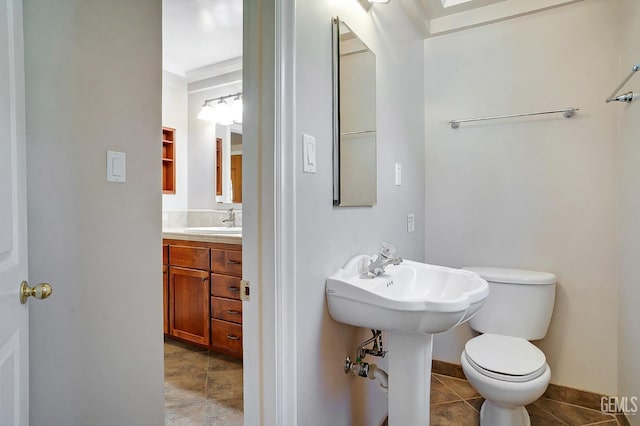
left=345, top=357, right=389, bottom=398
left=368, top=363, right=389, bottom=397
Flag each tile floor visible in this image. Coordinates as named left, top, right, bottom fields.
left=164, top=340, right=625, bottom=426
left=430, top=373, right=624, bottom=426
left=164, top=339, right=243, bottom=426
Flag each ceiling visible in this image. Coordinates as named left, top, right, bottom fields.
left=403, top=0, right=581, bottom=36
left=162, top=0, right=242, bottom=76
left=162, top=0, right=581, bottom=75
left=422, top=0, right=509, bottom=19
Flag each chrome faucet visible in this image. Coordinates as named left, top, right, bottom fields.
left=363, top=243, right=403, bottom=278
left=222, top=208, right=236, bottom=228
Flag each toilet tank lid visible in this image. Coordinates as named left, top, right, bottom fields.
left=462, top=267, right=557, bottom=285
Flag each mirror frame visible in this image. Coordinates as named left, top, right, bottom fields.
left=332, top=17, right=340, bottom=205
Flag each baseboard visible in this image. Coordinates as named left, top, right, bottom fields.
left=432, top=359, right=466, bottom=380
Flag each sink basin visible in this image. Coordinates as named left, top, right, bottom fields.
left=326, top=255, right=489, bottom=334
left=183, top=226, right=242, bottom=234
left=326, top=253, right=489, bottom=425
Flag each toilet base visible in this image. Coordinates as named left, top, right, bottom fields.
left=480, top=400, right=531, bottom=426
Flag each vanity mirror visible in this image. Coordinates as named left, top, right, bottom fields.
left=215, top=123, right=242, bottom=204
left=332, top=17, right=377, bottom=207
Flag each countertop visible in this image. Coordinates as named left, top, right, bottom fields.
left=162, top=227, right=242, bottom=245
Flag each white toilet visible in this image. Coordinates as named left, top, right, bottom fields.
left=460, top=267, right=557, bottom=426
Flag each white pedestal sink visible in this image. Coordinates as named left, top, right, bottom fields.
left=326, top=255, right=489, bottom=425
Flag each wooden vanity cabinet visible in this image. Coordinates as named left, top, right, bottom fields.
left=163, top=239, right=242, bottom=358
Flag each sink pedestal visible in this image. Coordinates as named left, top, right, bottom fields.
left=387, top=332, right=433, bottom=425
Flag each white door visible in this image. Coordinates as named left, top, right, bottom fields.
left=0, top=0, right=29, bottom=425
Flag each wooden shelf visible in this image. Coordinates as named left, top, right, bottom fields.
left=162, top=127, right=176, bottom=194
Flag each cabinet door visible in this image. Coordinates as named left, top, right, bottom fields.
left=163, top=265, right=169, bottom=335
left=169, top=267, right=210, bottom=346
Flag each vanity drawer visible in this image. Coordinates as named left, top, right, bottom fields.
left=211, top=249, right=242, bottom=277
left=163, top=244, right=169, bottom=265
left=211, top=274, right=242, bottom=300
left=211, top=319, right=242, bottom=354
left=170, top=245, right=210, bottom=270
left=211, top=297, right=242, bottom=324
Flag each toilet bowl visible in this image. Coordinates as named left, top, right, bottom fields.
left=461, top=333, right=551, bottom=426
left=459, top=267, right=557, bottom=426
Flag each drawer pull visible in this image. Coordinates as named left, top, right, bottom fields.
left=226, top=309, right=241, bottom=315
left=228, top=286, right=240, bottom=292
left=227, top=260, right=242, bottom=265
left=227, top=334, right=241, bottom=340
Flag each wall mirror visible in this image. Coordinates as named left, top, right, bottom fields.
left=215, top=123, right=243, bottom=204
left=332, top=17, right=377, bottom=207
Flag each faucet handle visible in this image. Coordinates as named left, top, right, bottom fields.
left=380, top=243, right=396, bottom=259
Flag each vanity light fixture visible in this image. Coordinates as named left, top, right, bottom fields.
left=196, top=104, right=215, bottom=121
left=197, top=92, right=243, bottom=125
left=357, top=0, right=390, bottom=12
left=230, top=94, right=243, bottom=124
left=215, top=99, right=234, bottom=125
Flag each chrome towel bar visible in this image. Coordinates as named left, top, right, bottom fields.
left=606, top=63, right=640, bottom=103
left=449, top=107, right=579, bottom=129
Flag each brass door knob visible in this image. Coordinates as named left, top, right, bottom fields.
left=20, top=281, right=52, bottom=304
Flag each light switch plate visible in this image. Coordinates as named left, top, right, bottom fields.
left=107, top=151, right=126, bottom=183
left=302, top=133, right=317, bottom=173
left=407, top=213, right=415, bottom=233
left=395, top=163, right=402, bottom=186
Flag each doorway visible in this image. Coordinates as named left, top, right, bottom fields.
left=162, top=0, right=245, bottom=423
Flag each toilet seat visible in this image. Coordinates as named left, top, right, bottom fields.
left=464, top=334, right=547, bottom=383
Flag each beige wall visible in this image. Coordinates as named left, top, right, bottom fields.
left=294, top=0, right=425, bottom=424
left=618, top=0, right=640, bottom=422
left=424, top=0, right=619, bottom=395
left=24, top=1, right=164, bottom=424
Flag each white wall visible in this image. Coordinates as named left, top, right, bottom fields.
left=618, top=0, right=640, bottom=420
left=24, top=1, right=165, bottom=424
left=424, top=0, right=619, bottom=395
left=187, top=81, right=242, bottom=209
left=294, top=1, right=425, bottom=424
left=162, top=70, right=188, bottom=212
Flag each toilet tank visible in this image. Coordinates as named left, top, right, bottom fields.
left=463, top=267, right=557, bottom=340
